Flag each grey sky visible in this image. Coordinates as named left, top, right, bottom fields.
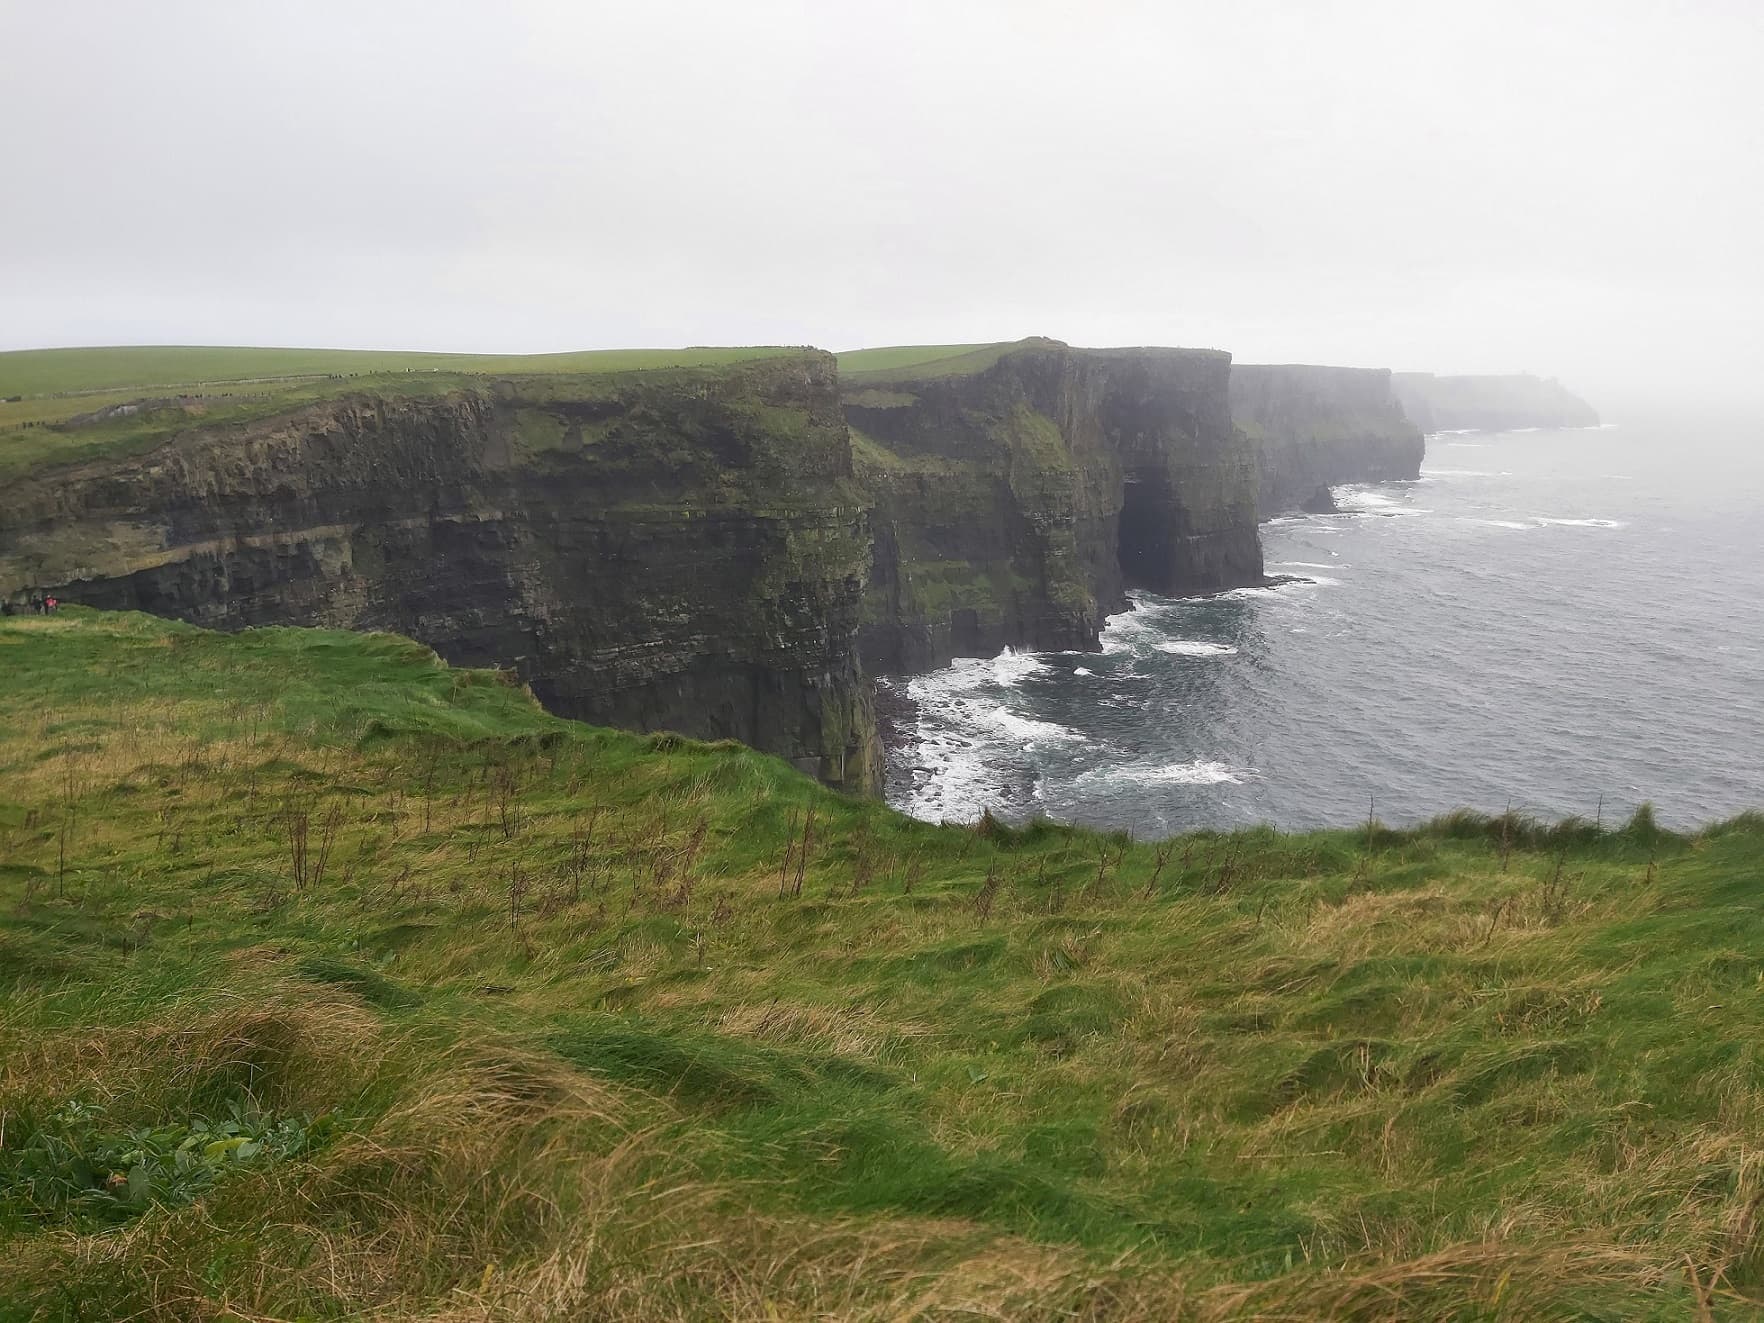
left=3, top=0, right=1759, bottom=406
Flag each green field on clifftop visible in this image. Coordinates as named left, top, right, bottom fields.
left=0, top=345, right=816, bottom=478
left=836, top=340, right=1025, bottom=380
left=0, top=344, right=808, bottom=400
left=3, top=611, right=1763, bottom=1319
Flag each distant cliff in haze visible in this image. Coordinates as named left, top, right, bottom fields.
left=1392, top=373, right=1600, bottom=432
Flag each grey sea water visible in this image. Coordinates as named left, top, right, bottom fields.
left=884, top=413, right=1764, bottom=834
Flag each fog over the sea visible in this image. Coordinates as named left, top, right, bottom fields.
left=2, top=0, right=1758, bottom=410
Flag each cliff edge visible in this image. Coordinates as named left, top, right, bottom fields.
left=0, top=338, right=1335, bottom=786
left=0, top=353, right=881, bottom=791
left=841, top=339, right=1264, bottom=673
left=1229, top=364, right=1424, bottom=516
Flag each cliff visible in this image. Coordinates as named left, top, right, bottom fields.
left=0, top=337, right=1275, bottom=782
left=0, top=354, right=881, bottom=791
left=1229, top=364, right=1425, bottom=515
left=842, top=339, right=1263, bottom=673
left=1392, top=372, right=1600, bottom=432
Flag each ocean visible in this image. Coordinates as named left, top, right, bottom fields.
left=883, top=414, right=1764, bottom=834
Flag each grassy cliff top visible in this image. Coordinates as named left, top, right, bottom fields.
left=835, top=339, right=1032, bottom=381
left=836, top=338, right=1233, bottom=387
left=3, top=610, right=1762, bottom=1318
left=0, top=343, right=813, bottom=400
left=0, top=344, right=819, bottom=478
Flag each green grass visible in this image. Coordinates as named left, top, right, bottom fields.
left=0, top=346, right=817, bottom=479
left=1, top=609, right=1761, bottom=1318
left=0, top=344, right=809, bottom=400
left=836, top=339, right=1035, bottom=381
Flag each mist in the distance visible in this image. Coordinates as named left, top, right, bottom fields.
left=2, top=0, right=1759, bottom=408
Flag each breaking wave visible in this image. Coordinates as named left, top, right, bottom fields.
left=1077, top=760, right=1254, bottom=787
left=1156, top=640, right=1238, bottom=657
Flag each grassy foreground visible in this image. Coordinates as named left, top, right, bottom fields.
left=2, top=611, right=1762, bottom=1320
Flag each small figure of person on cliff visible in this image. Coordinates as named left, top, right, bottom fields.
left=44, top=595, right=59, bottom=613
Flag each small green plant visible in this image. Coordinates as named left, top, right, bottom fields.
left=2, top=1099, right=328, bottom=1228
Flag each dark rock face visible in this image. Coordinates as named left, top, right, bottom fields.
left=1229, top=364, right=1425, bottom=516
left=846, top=341, right=1264, bottom=673
left=0, top=355, right=881, bottom=792
left=1392, top=372, right=1600, bottom=432
left=2, top=340, right=1282, bottom=789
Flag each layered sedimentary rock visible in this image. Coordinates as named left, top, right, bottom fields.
left=844, top=339, right=1264, bottom=673
left=1392, top=373, right=1600, bottom=432
left=1, top=338, right=1284, bottom=786
left=0, top=355, right=881, bottom=791
left=1230, top=364, right=1425, bottom=515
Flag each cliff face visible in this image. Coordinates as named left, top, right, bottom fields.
left=0, top=355, right=881, bottom=792
left=845, top=340, right=1263, bottom=673
left=1230, top=364, right=1425, bottom=515
left=1392, top=373, right=1600, bottom=432
left=1, top=339, right=1278, bottom=786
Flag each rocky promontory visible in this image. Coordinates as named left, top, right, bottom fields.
left=843, top=339, right=1264, bottom=673
left=1392, top=372, right=1600, bottom=432
left=1229, top=363, right=1425, bottom=516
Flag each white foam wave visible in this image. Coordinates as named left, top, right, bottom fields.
left=907, top=646, right=1049, bottom=698
left=1465, top=515, right=1624, bottom=531
left=1100, top=609, right=1162, bottom=654
left=1339, top=487, right=1398, bottom=508
left=896, top=734, right=1003, bottom=824
left=1155, top=640, right=1238, bottom=657
left=891, top=688, right=1078, bottom=823
left=1424, top=468, right=1510, bottom=477
left=899, top=666, right=1080, bottom=747
left=984, top=705, right=1081, bottom=745
left=1077, top=759, right=1252, bottom=787
left=1211, top=575, right=1335, bottom=601
left=1268, top=561, right=1345, bottom=570
left=1334, top=486, right=1432, bottom=517
left=988, top=647, right=1049, bottom=685
left=1072, top=666, right=1094, bottom=676
left=1125, top=589, right=1183, bottom=613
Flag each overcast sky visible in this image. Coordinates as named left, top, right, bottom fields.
left=3, top=0, right=1759, bottom=406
